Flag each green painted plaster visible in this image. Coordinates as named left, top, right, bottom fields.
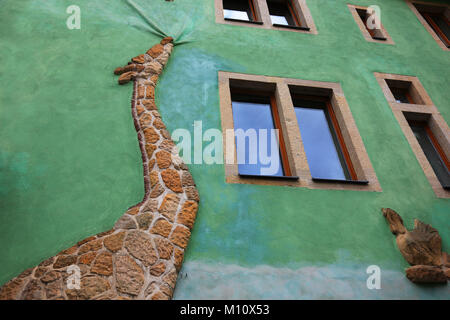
left=0, top=0, right=449, bottom=298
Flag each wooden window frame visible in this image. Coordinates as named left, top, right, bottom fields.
left=219, top=71, right=381, bottom=192
left=408, top=120, right=450, bottom=177
left=374, top=72, right=450, bottom=198
left=406, top=1, right=450, bottom=51
left=215, top=0, right=317, bottom=34
left=347, top=4, right=395, bottom=45
left=422, top=12, right=450, bottom=47
left=222, top=0, right=261, bottom=24
left=267, top=0, right=306, bottom=30
left=230, top=88, right=293, bottom=177
left=291, top=94, right=358, bottom=181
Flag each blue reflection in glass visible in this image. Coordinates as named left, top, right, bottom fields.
left=295, top=106, right=347, bottom=180
left=232, top=100, right=284, bottom=176
left=224, top=9, right=250, bottom=21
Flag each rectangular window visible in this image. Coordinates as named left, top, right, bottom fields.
left=385, top=79, right=420, bottom=104
left=219, top=71, right=381, bottom=191
left=292, top=95, right=357, bottom=182
left=421, top=12, right=450, bottom=47
left=407, top=1, right=450, bottom=51
left=223, top=0, right=258, bottom=23
left=408, top=120, right=450, bottom=189
left=347, top=4, right=394, bottom=44
left=267, top=0, right=303, bottom=28
left=374, top=72, right=449, bottom=198
left=414, top=2, right=450, bottom=48
left=231, top=89, right=291, bottom=177
left=215, top=0, right=317, bottom=34
left=355, top=8, right=386, bottom=40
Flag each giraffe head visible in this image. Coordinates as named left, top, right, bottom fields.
left=114, top=36, right=174, bottom=85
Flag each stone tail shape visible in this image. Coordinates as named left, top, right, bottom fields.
left=0, top=37, right=200, bottom=300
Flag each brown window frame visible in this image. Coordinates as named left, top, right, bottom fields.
left=267, top=0, right=304, bottom=29
left=222, top=0, right=261, bottom=24
left=422, top=12, right=450, bottom=48
left=408, top=120, right=450, bottom=174
left=291, top=94, right=358, bottom=181
left=406, top=1, right=450, bottom=51
left=230, top=87, right=293, bottom=177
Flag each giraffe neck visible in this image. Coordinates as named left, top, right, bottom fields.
left=0, top=37, right=200, bottom=300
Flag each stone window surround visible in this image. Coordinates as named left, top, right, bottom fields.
left=218, top=71, right=382, bottom=192
left=374, top=72, right=450, bottom=198
left=405, top=0, right=450, bottom=51
left=214, top=0, right=317, bottom=34
left=347, top=4, right=395, bottom=45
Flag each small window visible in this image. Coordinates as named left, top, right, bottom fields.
left=385, top=79, right=426, bottom=105
left=409, top=1, right=450, bottom=50
left=348, top=4, right=394, bottom=44
left=223, top=0, right=258, bottom=22
left=356, top=8, right=386, bottom=40
left=407, top=119, right=450, bottom=189
left=231, top=89, right=291, bottom=178
left=267, top=0, right=304, bottom=29
left=292, top=95, right=357, bottom=182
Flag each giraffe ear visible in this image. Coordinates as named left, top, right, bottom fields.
left=160, top=36, right=174, bottom=45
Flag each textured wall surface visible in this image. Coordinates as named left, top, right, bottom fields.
left=0, top=0, right=449, bottom=299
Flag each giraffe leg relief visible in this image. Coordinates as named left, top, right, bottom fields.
left=0, top=37, right=200, bottom=300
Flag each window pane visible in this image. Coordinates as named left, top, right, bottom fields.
left=410, top=124, right=450, bottom=187
left=224, top=9, right=250, bottom=21
left=294, top=105, right=348, bottom=180
left=430, top=14, right=450, bottom=44
left=232, top=99, right=284, bottom=176
left=267, top=0, right=296, bottom=26
left=271, top=15, right=289, bottom=25
left=223, top=0, right=253, bottom=21
left=391, top=89, right=410, bottom=103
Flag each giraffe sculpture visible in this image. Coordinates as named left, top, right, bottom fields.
left=0, top=37, right=199, bottom=300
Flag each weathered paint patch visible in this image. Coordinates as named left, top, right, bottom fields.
left=173, top=261, right=450, bottom=300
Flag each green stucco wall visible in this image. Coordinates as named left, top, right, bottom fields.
left=0, top=0, right=448, bottom=299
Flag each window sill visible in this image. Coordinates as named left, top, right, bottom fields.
left=224, top=18, right=263, bottom=25
left=312, top=178, right=369, bottom=185
left=239, top=173, right=299, bottom=181
left=272, top=23, right=310, bottom=31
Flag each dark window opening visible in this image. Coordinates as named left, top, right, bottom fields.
left=355, top=8, right=386, bottom=40
left=407, top=119, right=450, bottom=188
left=386, top=79, right=422, bottom=104
left=231, top=89, right=291, bottom=178
left=415, top=4, right=450, bottom=48
left=267, top=0, right=301, bottom=27
left=223, top=0, right=258, bottom=22
left=291, top=95, right=358, bottom=182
